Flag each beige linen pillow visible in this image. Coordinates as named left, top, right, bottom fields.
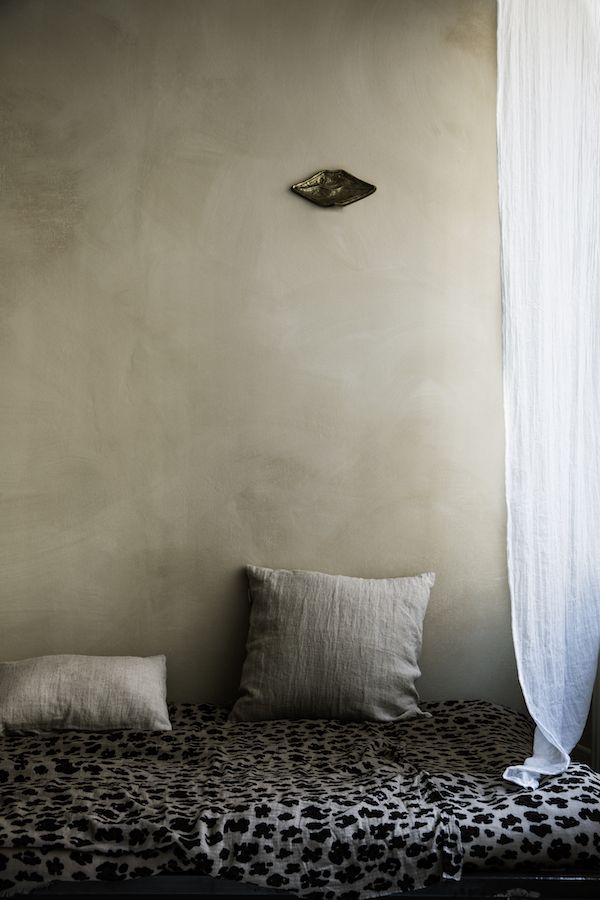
left=0, top=654, right=172, bottom=733
left=229, top=566, right=435, bottom=723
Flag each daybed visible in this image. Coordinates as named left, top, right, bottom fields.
left=1, top=699, right=599, bottom=898
left=2, top=568, right=598, bottom=898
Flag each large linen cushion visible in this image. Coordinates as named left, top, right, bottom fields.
left=0, top=654, right=172, bottom=733
left=229, top=566, right=435, bottom=722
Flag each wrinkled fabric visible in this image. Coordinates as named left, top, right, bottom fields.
left=0, top=655, right=171, bottom=735
left=230, top=567, right=434, bottom=723
left=1, top=701, right=599, bottom=897
left=497, top=0, right=600, bottom=788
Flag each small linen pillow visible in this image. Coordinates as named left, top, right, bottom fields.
left=0, top=654, right=172, bottom=734
left=229, top=566, right=435, bottom=723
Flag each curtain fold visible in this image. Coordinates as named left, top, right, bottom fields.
left=497, top=0, right=600, bottom=789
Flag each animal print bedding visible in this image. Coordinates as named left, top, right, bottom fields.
left=0, top=701, right=598, bottom=898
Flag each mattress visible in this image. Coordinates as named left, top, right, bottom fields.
left=0, top=700, right=598, bottom=898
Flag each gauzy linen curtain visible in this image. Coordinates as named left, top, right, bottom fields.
left=497, top=0, right=600, bottom=789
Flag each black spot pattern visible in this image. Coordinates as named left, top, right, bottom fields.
left=0, top=701, right=598, bottom=897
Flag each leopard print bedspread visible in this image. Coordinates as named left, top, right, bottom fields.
left=0, top=701, right=598, bottom=897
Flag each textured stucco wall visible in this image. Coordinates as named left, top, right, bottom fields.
left=0, top=0, right=521, bottom=707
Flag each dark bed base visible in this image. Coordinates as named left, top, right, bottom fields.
left=25, top=869, right=600, bottom=899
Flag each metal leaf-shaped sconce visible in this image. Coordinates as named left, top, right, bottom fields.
left=290, top=169, right=376, bottom=207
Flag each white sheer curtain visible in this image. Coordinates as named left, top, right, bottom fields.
left=497, top=0, right=600, bottom=789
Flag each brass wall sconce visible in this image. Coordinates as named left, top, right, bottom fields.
left=290, top=170, right=376, bottom=207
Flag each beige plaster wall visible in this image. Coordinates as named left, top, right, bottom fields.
left=0, top=0, right=521, bottom=708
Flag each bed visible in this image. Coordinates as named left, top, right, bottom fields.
left=1, top=699, right=599, bottom=898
